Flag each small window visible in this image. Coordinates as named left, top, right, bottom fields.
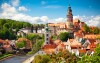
left=46, top=34, right=49, bottom=36
left=46, top=38, right=48, bottom=40
left=46, top=42, right=48, bottom=44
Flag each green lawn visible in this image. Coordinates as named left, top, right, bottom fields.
left=0, top=53, right=13, bottom=60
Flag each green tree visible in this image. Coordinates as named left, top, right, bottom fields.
left=77, top=54, right=92, bottom=63
left=28, top=39, right=44, bottom=54
left=92, top=44, right=100, bottom=63
left=84, top=24, right=91, bottom=33
left=51, top=35, right=57, bottom=40
left=32, top=55, right=50, bottom=63
left=3, top=23, right=10, bottom=29
left=25, top=34, right=41, bottom=42
left=93, top=27, right=100, bottom=34
left=0, top=19, right=32, bottom=40
left=59, top=32, right=69, bottom=41
left=16, top=41, right=26, bottom=48
left=32, top=50, right=78, bottom=63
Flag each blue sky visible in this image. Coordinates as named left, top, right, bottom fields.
left=19, top=0, right=100, bottom=18
left=20, top=0, right=100, bottom=17
left=0, top=0, right=100, bottom=26
left=1, top=0, right=100, bottom=18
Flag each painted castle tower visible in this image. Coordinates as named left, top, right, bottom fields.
left=66, top=5, right=74, bottom=32
left=44, top=23, right=50, bottom=45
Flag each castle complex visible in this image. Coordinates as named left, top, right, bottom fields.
left=42, top=5, right=100, bottom=56
left=48, top=5, right=85, bottom=37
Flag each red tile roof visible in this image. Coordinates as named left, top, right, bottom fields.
left=74, top=30, right=84, bottom=38
left=54, top=39, right=61, bottom=45
left=87, top=43, right=96, bottom=51
left=71, top=45, right=82, bottom=49
left=84, top=34, right=100, bottom=39
left=42, top=44, right=57, bottom=49
left=50, top=38, right=54, bottom=44
left=88, top=39, right=96, bottom=43
left=0, top=39, right=5, bottom=43
left=57, top=43, right=66, bottom=49
left=79, top=49, right=86, bottom=53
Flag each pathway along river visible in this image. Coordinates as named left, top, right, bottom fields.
left=0, top=55, right=32, bottom=63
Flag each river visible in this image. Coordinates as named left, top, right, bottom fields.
left=0, top=55, right=32, bottom=63
left=0, top=51, right=45, bottom=63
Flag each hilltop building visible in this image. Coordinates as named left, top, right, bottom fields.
left=41, top=4, right=100, bottom=58
left=48, top=5, right=85, bottom=38
left=42, top=5, right=100, bottom=56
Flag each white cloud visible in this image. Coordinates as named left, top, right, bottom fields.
left=41, top=1, right=46, bottom=5
left=40, top=16, right=48, bottom=22
left=73, top=15, right=100, bottom=27
left=53, top=18, right=65, bottom=23
left=1, top=3, right=17, bottom=13
left=0, top=2, right=100, bottom=27
left=18, top=6, right=28, bottom=11
left=87, top=16, right=100, bottom=27
left=11, top=0, right=19, bottom=7
left=0, top=3, right=48, bottom=24
left=1, top=3, right=17, bottom=19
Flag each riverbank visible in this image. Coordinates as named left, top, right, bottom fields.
left=0, top=54, right=15, bottom=61
left=0, top=54, right=32, bottom=63
left=23, top=50, right=45, bottom=63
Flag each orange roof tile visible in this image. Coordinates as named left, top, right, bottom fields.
left=0, top=39, right=5, bottom=43
left=54, top=39, right=61, bottom=45
left=88, top=39, right=96, bottom=43
left=79, top=49, right=86, bottom=53
left=84, top=34, right=100, bottom=39
left=87, top=43, right=96, bottom=50
left=42, top=44, right=57, bottom=49
left=57, top=43, right=66, bottom=49
left=59, top=24, right=66, bottom=28
left=71, top=45, right=82, bottom=49
left=0, top=39, right=9, bottom=43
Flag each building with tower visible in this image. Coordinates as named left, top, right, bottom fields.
left=48, top=5, right=85, bottom=38
left=44, top=23, right=50, bottom=45
left=66, top=4, right=74, bottom=32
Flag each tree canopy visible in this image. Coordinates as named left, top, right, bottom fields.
left=0, top=19, right=32, bottom=40
left=32, top=55, right=50, bottom=63
left=59, top=32, right=69, bottom=41
left=16, top=41, right=26, bottom=49
left=32, top=50, right=78, bottom=63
